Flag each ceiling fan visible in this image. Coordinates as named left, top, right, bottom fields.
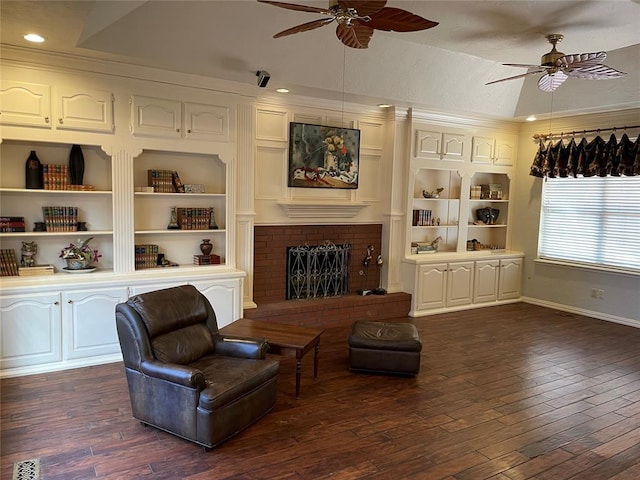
left=487, top=34, right=626, bottom=92
left=257, top=0, right=438, bottom=49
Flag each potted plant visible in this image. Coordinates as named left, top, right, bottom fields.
left=60, top=237, right=101, bottom=270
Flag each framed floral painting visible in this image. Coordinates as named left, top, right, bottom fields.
left=288, top=122, right=360, bottom=189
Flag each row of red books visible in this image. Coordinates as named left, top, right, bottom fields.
left=0, top=216, right=26, bottom=233
left=193, top=254, right=221, bottom=265
left=147, top=169, right=185, bottom=193
left=176, top=207, right=212, bottom=230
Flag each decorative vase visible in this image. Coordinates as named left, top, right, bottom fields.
left=200, top=239, right=213, bottom=256
left=69, top=144, right=85, bottom=185
left=25, top=150, right=44, bottom=189
left=65, top=258, right=90, bottom=270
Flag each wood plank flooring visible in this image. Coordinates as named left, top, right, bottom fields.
left=3, top=303, right=640, bottom=479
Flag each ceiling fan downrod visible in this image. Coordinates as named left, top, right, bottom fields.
left=541, top=34, right=565, bottom=66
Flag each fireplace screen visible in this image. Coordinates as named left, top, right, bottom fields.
left=286, top=242, right=351, bottom=299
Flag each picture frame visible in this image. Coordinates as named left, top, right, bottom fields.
left=288, top=122, right=360, bottom=189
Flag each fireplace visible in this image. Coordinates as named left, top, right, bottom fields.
left=246, top=224, right=411, bottom=328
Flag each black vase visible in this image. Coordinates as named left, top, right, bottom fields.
left=25, top=150, right=43, bottom=189
left=69, top=144, right=85, bottom=185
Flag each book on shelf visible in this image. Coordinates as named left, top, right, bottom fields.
left=43, top=164, right=69, bottom=190
left=18, top=264, right=55, bottom=276
left=193, top=254, right=221, bottom=265
left=147, top=169, right=176, bottom=193
left=176, top=207, right=211, bottom=230
left=135, top=244, right=160, bottom=270
left=480, top=184, right=503, bottom=200
left=42, top=206, right=78, bottom=232
left=0, top=216, right=26, bottom=232
left=172, top=171, right=185, bottom=193
left=65, top=185, right=95, bottom=191
left=0, top=249, right=19, bottom=276
left=412, top=209, right=433, bottom=226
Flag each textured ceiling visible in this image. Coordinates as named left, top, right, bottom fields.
left=1, top=0, right=639, bottom=119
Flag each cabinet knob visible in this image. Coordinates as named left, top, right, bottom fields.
left=44, top=116, right=50, bottom=123
left=187, top=129, right=191, bottom=133
left=54, top=301, right=59, bottom=305
left=68, top=300, right=73, bottom=304
left=58, top=118, right=63, bottom=124
left=176, top=128, right=180, bottom=133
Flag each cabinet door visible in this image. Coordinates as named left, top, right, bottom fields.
left=473, top=260, right=499, bottom=303
left=0, top=292, right=62, bottom=369
left=498, top=258, right=523, bottom=300
left=414, top=129, right=441, bottom=159
left=441, top=133, right=466, bottom=161
left=0, top=81, right=51, bottom=128
left=130, top=95, right=181, bottom=138
left=63, top=287, right=129, bottom=360
left=416, top=263, right=447, bottom=310
left=471, top=136, right=494, bottom=164
left=447, top=261, right=474, bottom=306
left=494, top=133, right=517, bottom=166
left=55, top=87, right=114, bottom=133
left=184, top=102, right=229, bottom=142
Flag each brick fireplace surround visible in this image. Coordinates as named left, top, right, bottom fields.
left=244, top=224, right=411, bottom=328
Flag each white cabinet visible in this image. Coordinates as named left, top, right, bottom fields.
left=0, top=81, right=51, bottom=128
left=63, top=287, right=129, bottom=360
left=1, top=81, right=114, bottom=133
left=414, top=128, right=468, bottom=162
left=472, top=257, right=522, bottom=304
left=416, top=261, right=473, bottom=311
left=0, top=292, right=62, bottom=369
left=471, top=133, right=517, bottom=166
left=130, top=95, right=229, bottom=142
left=473, top=259, right=499, bottom=303
left=55, top=87, right=114, bottom=133
left=498, top=257, right=523, bottom=300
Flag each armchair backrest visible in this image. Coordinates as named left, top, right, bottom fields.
left=116, top=285, right=221, bottom=367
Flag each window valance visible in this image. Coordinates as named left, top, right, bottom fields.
left=530, top=130, right=639, bottom=178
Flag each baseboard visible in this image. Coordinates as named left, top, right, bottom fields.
left=0, top=353, right=123, bottom=379
left=522, top=296, right=640, bottom=329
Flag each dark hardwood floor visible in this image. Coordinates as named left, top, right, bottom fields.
left=3, top=303, right=640, bottom=479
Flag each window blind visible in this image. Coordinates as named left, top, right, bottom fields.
left=539, top=176, right=640, bottom=272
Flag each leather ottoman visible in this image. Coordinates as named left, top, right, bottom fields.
left=348, top=321, right=422, bottom=376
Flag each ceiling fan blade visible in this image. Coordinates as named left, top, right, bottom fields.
left=257, top=0, right=331, bottom=14
left=336, top=22, right=373, bottom=48
left=566, top=64, right=626, bottom=80
left=556, top=52, right=607, bottom=68
left=338, top=1, right=387, bottom=17
left=537, top=72, right=568, bottom=92
left=366, top=7, right=438, bottom=32
left=503, top=63, right=546, bottom=69
left=273, top=18, right=334, bottom=38
left=486, top=70, right=542, bottom=85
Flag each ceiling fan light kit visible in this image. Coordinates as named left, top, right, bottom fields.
left=487, top=34, right=626, bottom=93
left=257, top=0, right=438, bottom=49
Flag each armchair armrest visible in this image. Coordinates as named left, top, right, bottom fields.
left=214, top=335, right=269, bottom=359
left=140, top=359, right=205, bottom=388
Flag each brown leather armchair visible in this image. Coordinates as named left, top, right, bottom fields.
left=115, top=284, right=279, bottom=448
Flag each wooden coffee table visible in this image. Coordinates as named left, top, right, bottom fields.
left=220, top=318, right=324, bottom=399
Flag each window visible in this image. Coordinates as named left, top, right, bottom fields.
left=539, top=176, right=640, bottom=273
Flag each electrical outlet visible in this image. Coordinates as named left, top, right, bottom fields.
left=598, top=289, right=605, bottom=299
left=591, top=288, right=597, bottom=298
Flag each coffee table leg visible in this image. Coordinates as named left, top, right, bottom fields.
left=313, top=343, right=319, bottom=379
left=295, top=355, right=302, bottom=399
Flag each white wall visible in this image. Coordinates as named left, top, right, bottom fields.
left=511, top=109, right=640, bottom=325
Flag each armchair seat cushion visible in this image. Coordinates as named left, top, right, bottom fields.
left=194, top=355, right=280, bottom=410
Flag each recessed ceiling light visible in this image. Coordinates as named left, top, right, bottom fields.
left=24, top=33, right=45, bottom=43
left=378, top=103, right=392, bottom=108
left=526, top=115, right=537, bottom=122
left=276, top=88, right=289, bottom=93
